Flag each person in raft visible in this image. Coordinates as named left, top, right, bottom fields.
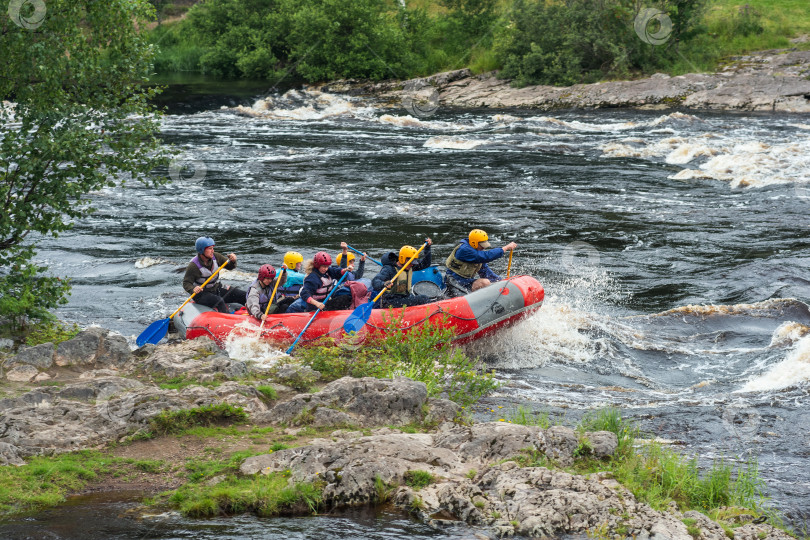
left=444, top=229, right=517, bottom=294
left=183, top=237, right=247, bottom=312
left=285, top=251, right=354, bottom=313
left=371, top=238, right=433, bottom=308
left=336, top=242, right=367, bottom=280
left=278, top=251, right=305, bottom=297
left=246, top=264, right=291, bottom=320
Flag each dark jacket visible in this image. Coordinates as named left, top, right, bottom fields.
left=371, top=245, right=432, bottom=294
left=299, top=265, right=345, bottom=302
left=182, top=252, right=237, bottom=294
left=338, top=255, right=365, bottom=280
left=445, top=239, right=501, bottom=282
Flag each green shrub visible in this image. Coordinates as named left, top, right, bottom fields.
left=24, top=320, right=80, bottom=347
left=495, top=0, right=707, bottom=87
left=257, top=385, right=278, bottom=401
left=150, top=404, right=248, bottom=435
left=508, top=405, right=550, bottom=429
left=294, top=315, right=498, bottom=407
left=404, top=470, right=434, bottom=490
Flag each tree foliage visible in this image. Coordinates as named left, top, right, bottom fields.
left=496, top=0, right=707, bottom=87
left=0, top=0, right=170, bottom=327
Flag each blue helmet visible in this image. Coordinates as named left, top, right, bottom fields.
left=195, top=236, right=215, bottom=255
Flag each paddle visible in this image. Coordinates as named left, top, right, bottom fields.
left=258, top=265, right=286, bottom=334
left=346, top=244, right=382, bottom=267
left=137, top=258, right=230, bottom=347
left=285, top=270, right=350, bottom=354
left=506, top=248, right=514, bottom=278
left=343, top=241, right=428, bottom=334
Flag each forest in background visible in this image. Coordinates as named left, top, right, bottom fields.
left=146, top=0, right=810, bottom=86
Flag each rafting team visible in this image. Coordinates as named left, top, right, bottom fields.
left=182, top=230, right=518, bottom=321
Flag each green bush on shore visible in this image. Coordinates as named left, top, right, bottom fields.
left=293, top=315, right=499, bottom=407
left=146, top=0, right=810, bottom=86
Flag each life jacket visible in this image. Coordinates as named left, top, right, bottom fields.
left=310, top=271, right=336, bottom=301
left=279, top=270, right=305, bottom=297
left=249, top=279, right=271, bottom=310
left=390, top=267, right=413, bottom=295
left=445, top=244, right=482, bottom=279
left=191, top=255, right=220, bottom=290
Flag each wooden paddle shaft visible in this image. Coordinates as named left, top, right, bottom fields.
left=169, top=258, right=230, bottom=320
left=259, top=266, right=286, bottom=331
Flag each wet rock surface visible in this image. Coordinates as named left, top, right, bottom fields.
left=322, top=49, right=810, bottom=112
left=0, top=330, right=791, bottom=539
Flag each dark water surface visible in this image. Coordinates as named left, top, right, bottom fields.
left=26, top=81, right=810, bottom=533
left=0, top=491, right=476, bottom=539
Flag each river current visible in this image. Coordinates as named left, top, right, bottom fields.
left=27, top=81, right=810, bottom=533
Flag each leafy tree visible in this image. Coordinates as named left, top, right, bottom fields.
left=0, top=0, right=170, bottom=328
left=496, top=0, right=707, bottom=87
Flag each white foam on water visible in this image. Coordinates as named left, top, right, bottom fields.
left=423, top=136, right=487, bottom=149
left=768, top=321, right=810, bottom=348
left=376, top=114, right=483, bottom=131
left=219, top=268, right=256, bottom=282
left=233, top=89, right=376, bottom=121
left=134, top=256, right=173, bottom=269
left=224, top=324, right=288, bottom=366
left=740, top=335, right=810, bottom=392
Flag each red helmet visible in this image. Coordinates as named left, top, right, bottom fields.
left=258, top=264, right=276, bottom=281
left=313, top=252, right=332, bottom=267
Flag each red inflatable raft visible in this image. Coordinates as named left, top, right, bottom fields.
left=174, top=275, right=544, bottom=349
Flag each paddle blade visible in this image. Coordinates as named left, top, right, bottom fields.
left=136, top=318, right=170, bottom=347
left=343, top=301, right=375, bottom=334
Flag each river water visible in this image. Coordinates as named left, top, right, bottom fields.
left=28, top=79, right=810, bottom=533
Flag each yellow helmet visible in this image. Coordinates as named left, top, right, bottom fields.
left=398, top=245, right=418, bottom=265
left=335, top=252, right=355, bottom=266
left=468, top=229, right=490, bottom=249
left=283, top=251, right=304, bottom=269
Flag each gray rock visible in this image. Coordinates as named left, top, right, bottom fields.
left=270, top=376, right=428, bottom=427
left=317, top=49, right=810, bottom=113
left=55, top=327, right=105, bottom=367
left=272, top=364, right=320, bottom=390
left=238, top=423, right=706, bottom=539
left=540, top=425, right=579, bottom=466
left=96, top=333, right=132, bottom=368
left=6, top=342, right=54, bottom=370
left=0, top=338, right=13, bottom=351
left=223, top=361, right=247, bottom=378
left=585, top=430, right=619, bottom=458
left=6, top=364, right=39, bottom=382
left=424, top=398, right=460, bottom=424
left=0, top=442, right=25, bottom=466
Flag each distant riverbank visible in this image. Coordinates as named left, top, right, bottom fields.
left=322, top=48, right=810, bottom=113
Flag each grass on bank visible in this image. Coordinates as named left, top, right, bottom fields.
left=293, top=315, right=498, bottom=408
left=510, top=407, right=777, bottom=531
left=0, top=451, right=170, bottom=516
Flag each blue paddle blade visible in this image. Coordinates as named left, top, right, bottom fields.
left=343, top=301, right=375, bottom=334
left=136, top=318, right=170, bottom=347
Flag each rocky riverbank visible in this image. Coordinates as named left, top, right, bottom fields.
left=320, top=48, right=810, bottom=112
left=0, top=329, right=795, bottom=539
